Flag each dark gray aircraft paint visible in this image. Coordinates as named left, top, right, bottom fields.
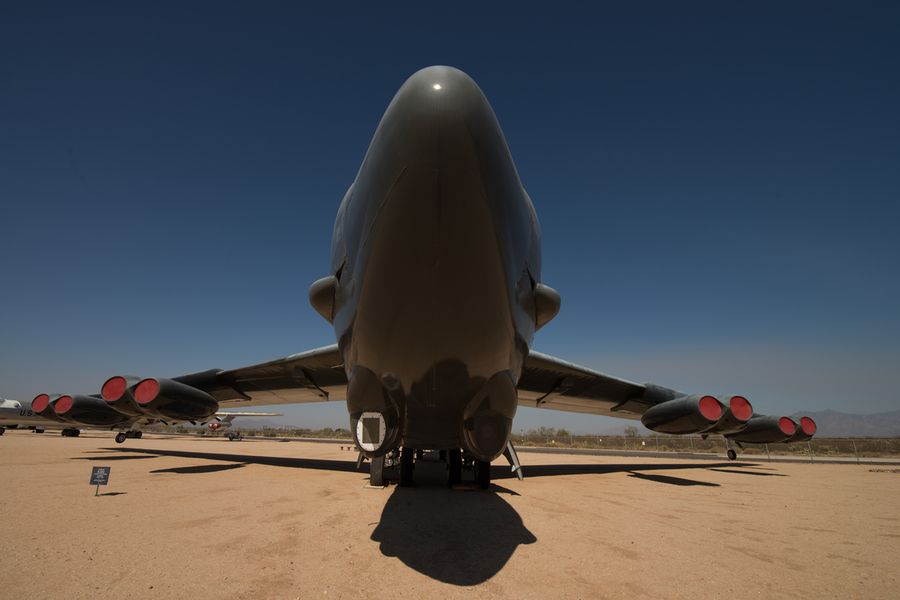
left=24, top=66, right=817, bottom=488
left=315, top=66, right=554, bottom=464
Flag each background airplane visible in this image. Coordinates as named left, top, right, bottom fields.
left=24, top=67, right=817, bottom=488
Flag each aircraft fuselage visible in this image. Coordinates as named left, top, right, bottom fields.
left=323, top=67, right=548, bottom=461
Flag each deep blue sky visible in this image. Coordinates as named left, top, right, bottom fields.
left=1, top=2, right=898, bottom=432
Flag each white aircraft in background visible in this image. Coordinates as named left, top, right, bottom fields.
left=0, top=397, right=279, bottom=443
left=207, top=412, right=283, bottom=440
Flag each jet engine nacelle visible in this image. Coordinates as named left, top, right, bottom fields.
left=726, top=415, right=797, bottom=443
left=785, top=416, right=817, bottom=442
left=131, top=378, right=219, bottom=421
left=30, top=394, right=70, bottom=423
left=701, top=395, right=754, bottom=434
left=641, top=395, right=724, bottom=434
left=347, top=367, right=402, bottom=458
left=53, top=394, right=131, bottom=427
left=100, top=376, right=146, bottom=417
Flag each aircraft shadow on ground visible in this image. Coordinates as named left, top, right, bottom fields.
left=96, top=448, right=770, bottom=488
left=625, top=470, right=719, bottom=486
left=494, top=461, right=761, bottom=486
left=707, top=468, right=787, bottom=477
left=71, top=455, right=159, bottom=461
left=371, top=486, right=536, bottom=586
left=98, top=447, right=361, bottom=473
left=150, top=463, right=249, bottom=474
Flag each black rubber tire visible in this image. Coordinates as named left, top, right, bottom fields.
left=0, top=427, right=5, bottom=436
left=399, top=447, right=414, bottom=487
left=727, top=449, right=737, bottom=461
left=475, top=459, right=491, bottom=490
left=134, top=431, right=142, bottom=439
left=370, top=455, right=385, bottom=487
left=115, top=432, right=127, bottom=444
left=73, top=430, right=80, bottom=437
left=447, top=449, right=462, bottom=487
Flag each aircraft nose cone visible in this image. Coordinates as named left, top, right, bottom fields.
left=368, top=66, right=507, bottom=163
left=398, top=65, right=486, bottom=114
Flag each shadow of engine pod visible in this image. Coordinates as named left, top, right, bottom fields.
left=461, top=371, right=517, bottom=462
left=347, top=366, right=402, bottom=458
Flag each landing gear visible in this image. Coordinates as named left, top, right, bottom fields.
left=226, top=432, right=242, bottom=441
left=33, top=427, right=45, bottom=434
left=399, top=446, right=415, bottom=487
left=114, top=430, right=142, bottom=443
left=61, top=428, right=81, bottom=437
left=0, top=426, right=5, bottom=436
left=503, top=441, right=524, bottom=481
left=475, top=459, right=491, bottom=490
left=724, top=436, right=738, bottom=460
left=447, top=449, right=462, bottom=487
left=370, top=455, right=385, bottom=487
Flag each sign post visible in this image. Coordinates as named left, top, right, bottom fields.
left=90, top=466, right=110, bottom=496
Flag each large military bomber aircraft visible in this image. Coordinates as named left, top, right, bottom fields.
left=25, top=66, right=817, bottom=488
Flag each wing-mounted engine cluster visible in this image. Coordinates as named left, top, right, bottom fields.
left=100, top=375, right=219, bottom=422
left=31, top=372, right=223, bottom=428
left=638, top=391, right=817, bottom=444
left=32, top=393, right=131, bottom=427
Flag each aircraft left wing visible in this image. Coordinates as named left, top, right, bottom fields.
left=517, top=350, right=680, bottom=419
left=516, top=351, right=818, bottom=445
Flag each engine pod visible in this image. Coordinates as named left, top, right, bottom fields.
left=727, top=415, right=797, bottom=443
left=132, top=378, right=219, bottom=421
left=346, top=366, right=402, bottom=458
left=641, top=395, right=723, bottom=434
left=101, top=376, right=146, bottom=417
left=461, top=371, right=517, bottom=462
left=54, top=394, right=131, bottom=427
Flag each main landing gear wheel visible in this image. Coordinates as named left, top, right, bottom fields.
left=0, top=427, right=5, bottom=436
left=475, top=459, right=491, bottom=490
left=399, top=447, right=414, bottom=487
left=727, top=449, right=737, bottom=461
left=447, top=449, right=462, bottom=487
left=115, top=432, right=127, bottom=444
left=370, top=455, right=385, bottom=487
left=134, top=431, right=142, bottom=439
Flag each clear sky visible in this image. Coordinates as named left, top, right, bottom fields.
left=1, top=2, right=898, bottom=432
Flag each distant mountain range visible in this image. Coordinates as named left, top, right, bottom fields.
left=791, top=409, right=900, bottom=438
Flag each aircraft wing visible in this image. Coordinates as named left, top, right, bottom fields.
left=516, top=351, right=682, bottom=419
left=184, top=345, right=680, bottom=420
left=184, top=344, right=348, bottom=408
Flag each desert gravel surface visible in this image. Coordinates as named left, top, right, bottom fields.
left=1, top=431, right=898, bottom=599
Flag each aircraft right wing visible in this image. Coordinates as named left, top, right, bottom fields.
left=176, top=344, right=348, bottom=408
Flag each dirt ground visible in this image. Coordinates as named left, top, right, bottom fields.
left=1, top=431, right=898, bottom=599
